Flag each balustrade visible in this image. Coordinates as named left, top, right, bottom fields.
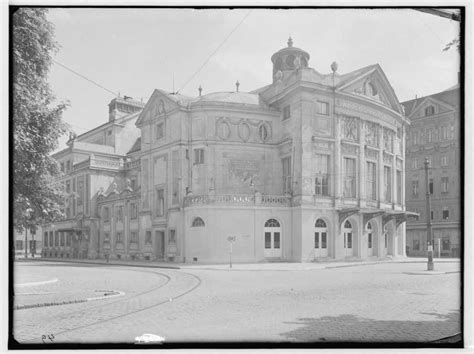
left=184, top=193, right=290, bottom=207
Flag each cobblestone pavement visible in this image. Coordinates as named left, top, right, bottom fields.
left=12, top=261, right=461, bottom=345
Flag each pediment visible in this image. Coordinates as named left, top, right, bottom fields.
left=135, top=89, right=180, bottom=127
left=407, top=96, right=455, bottom=119
left=337, top=65, right=403, bottom=114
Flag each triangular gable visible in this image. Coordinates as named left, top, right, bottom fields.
left=337, top=64, right=403, bottom=114
left=407, top=96, right=455, bottom=119
left=135, top=89, right=181, bottom=127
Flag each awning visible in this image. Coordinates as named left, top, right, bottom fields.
left=337, top=207, right=420, bottom=228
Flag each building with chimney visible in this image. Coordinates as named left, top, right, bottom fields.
left=402, top=84, right=461, bottom=257
left=43, top=38, right=415, bottom=263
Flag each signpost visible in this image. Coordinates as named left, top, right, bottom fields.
left=227, top=236, right=236, bottom=269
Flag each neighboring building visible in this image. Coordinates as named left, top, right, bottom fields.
left=14, top=229, right=42, bottom=257
left=44, top=38, right=415, bottom=263
left=402, top=85, right=461, bottom=257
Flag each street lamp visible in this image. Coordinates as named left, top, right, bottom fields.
left=424, top=157, right=434, bottom=271
left=227, top=236, right=236, bottom=269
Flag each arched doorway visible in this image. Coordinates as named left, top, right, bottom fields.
left=367, top=222, right=373, bottom=256
left=314, top=219, right=328, bottom=258
left=264, top=218, right=281, bottom=258
left=343, top=220, right=353, bottom=257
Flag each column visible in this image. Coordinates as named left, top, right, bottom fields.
left=378, top=125, right=384, bottom=206
left=334, top=115, right=341, bottom=207
left=402, top=125, right=406, bottom=208
left=358, top=120, right=366, bottom=207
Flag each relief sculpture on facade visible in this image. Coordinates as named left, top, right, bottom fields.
left=343, top=116, right=359, bottom=142
left=224, top=153, right=262, bottom=191
left=383, top=127, right=394, bottom=152
left=365, top=121, right=378, bottom=147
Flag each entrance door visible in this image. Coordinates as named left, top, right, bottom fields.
left=343, top=220, right=353, bottom=257
left=264, top=219, right=282, bottom=258
left=367, top=222, right=373, bottom=256
left=314, top=219, right=328, bottom=258
left=155, top=230, right=165, bottom=260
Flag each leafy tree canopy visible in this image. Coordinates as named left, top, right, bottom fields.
left=13, top=8, right=69, bottom=233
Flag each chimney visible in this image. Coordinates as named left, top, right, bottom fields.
left=235, top=80, right=240, bottom=92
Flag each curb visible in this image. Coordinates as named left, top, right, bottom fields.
left=14, top=278, right=59, bottom=287
left=27, top=258, right=181, bottom=270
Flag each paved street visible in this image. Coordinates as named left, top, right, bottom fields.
left=13, top=260, right=461, bottom=344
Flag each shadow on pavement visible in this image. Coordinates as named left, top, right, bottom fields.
left=280, top=311, right=461, bottom=347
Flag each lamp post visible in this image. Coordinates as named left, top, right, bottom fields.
left=227, top=236, right=236, bottom=269
left=424, top=157, right=434, bottom=271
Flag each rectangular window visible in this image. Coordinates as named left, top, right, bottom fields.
left=55, top=232, right=59, bottom=246
left=156, top=122, right=164, bottom=140
left=116, top=206, right=124, bottom=222
left=274, top=232, right=280, bottom=249
left=283, top=105, right=291, bottom=120
left=317, top=101, right=329, bottom=115
left=104, top=232, right=110, bottom=243
left=441, top=154, right=448, bottom=166
left=427, top=129, right=433, bottom=143
left=412, top=180, right=419, bottom=197
left=347, top=233, right=352, bottom=248
left=156, top=189, right=165, bottom=217
left=429, top=178, right=434, bottom=194
left=44, top=232, right=48, bottom=247
left=441, top=177, right=449, bottom=193
left=314, top=232, right=319, bottom=248
left=130, top=203, right=138, bottom=219
left=425, top=106, right=435, bottom=116
left=265, top=232, right=271, bottom=249
left=384, top=166, right=391, bottom=202
left=77, top=181, right=84, bottom=206
left=396, top=170, right=402, bottom=204
left=145, top=231, right=152, bottom=244
left=66, top=160, right=71, bottom=172
left=49, top=232, right=53, bottom=247
left=60, top=162, right=64, bottom=172
left=413, top=132, right=418, bottom=145
left=411, top=158, right=418, bottom=170
left=117, top=232, right=123, bottom=243
left=66, top=233, right=71, bottom=246
left=282, top=157, right=292, bottom=194
left=321, top=232, right=327, bottom=249
left=131, top=178, right=136, bottom=190
left=131, top=231, right=138, bottom=242
left=366, top=161, right=376, bottom=200
left=431, top=210, right=434, bottom=220
left=343, top=158, right=356, bottom=198
left=442, top=238, right=450, bottom=251
left=194, top=148, right=204, bottom=164
left=169, top=229, right=176, bottom=244
left=441, top=126, right=448, bottom=140
left=443, top=208, right=449, bottom=220
left=60, top=232, right=65, bottom=246
left=103, top=207, right=110, bottom=222
left=315, top=154, right=329, bottom=196
left=413, top=239, right=420, bottom=250
left=384, top=233, right=388, bottom=248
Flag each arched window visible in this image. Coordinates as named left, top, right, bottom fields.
left=367, top=222, right=372, bottom=231
left=315, top=219, right=327, bottom=228
left=265, top=218, right=280, bottom=228
left=191, top=217, right=205, bottom=227
left=425, top=105, right=435, bottom=116
left=344, top=220, right=352, bottom=229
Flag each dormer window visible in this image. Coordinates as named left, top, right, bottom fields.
left=425, top=105, right=435, bottom=116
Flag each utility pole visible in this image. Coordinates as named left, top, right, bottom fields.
left=424, top=157, right=434, bottom=270
left=24, top=228, right=28, bottom=259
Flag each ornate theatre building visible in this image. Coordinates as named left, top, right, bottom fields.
left=42, top=38, right=416, bottom=263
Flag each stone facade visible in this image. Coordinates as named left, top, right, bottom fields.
left=44, top=38, right=413, bottom=263
left=402, top=86, right=461, bottom=257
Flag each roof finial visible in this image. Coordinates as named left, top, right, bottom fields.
left=287, top=36, right=293, bottom=47
left=331, top=61, right=338, bottom=73
left=235, top=80, right=240, bottom=92
left=198, top=85, right=202, bottom=97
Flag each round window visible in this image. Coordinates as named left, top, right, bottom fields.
left=238, top=122, right=251, bottom=141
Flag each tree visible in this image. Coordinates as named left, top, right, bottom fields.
left=12, top=8, right=69, bottom=234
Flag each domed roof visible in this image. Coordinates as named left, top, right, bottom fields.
left=193, top=91, right=260, bottom=105
left=271, top=37, right=310, bottom=63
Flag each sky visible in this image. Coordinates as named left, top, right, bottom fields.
left=45, top=7, right=461, bottom=149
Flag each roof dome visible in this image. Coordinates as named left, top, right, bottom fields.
left=270, top=37, right=310, bottom=82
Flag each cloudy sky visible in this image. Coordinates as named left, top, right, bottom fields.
left=45, top=7, right=460, bottom=148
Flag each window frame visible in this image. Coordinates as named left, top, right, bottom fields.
left=156, top=121, right=164, bottom=140
left=317, top=100, right=330, bottom=115
left=194, top=148, right=205, bottom=165
left=282, top=105, right=291, bottom=120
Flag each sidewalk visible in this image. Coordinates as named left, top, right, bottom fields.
left=18, top=256, right=460, bottom=272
